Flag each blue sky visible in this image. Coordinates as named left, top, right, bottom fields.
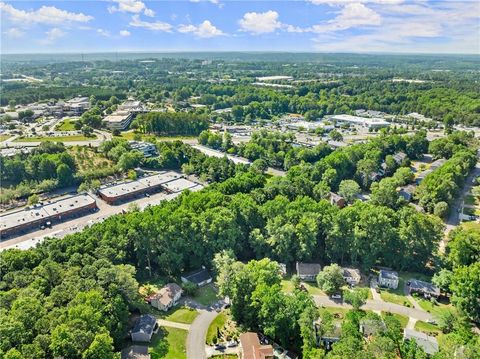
left=1, top=0, right=479, bottom=54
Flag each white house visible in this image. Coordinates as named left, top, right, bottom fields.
left=378, top=270, right=399, bottom=289
left=150, top=283, right=183, bottom=312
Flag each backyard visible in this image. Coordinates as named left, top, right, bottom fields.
left=149, top=327, right=187, bottom=359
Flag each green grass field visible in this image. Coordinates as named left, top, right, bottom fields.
left=380, top=291, right=411, bottom=307
left=193, top=285, right=218, bottom=306
left=381, top=311, right=409, bottom=328
left=56, top=119, right=77, bottom=131
left=150, top=327, right=188, bottom=359
left=415, top=297, right=452, bottom=317
left=206, top=312, right=227, bottom=345
left=415, top=320, right=442, bottom=334
left=14, top=135, right=96, bottom=142
left=164, top=307, right=199, bottom=324
left=0, top=134, right=11, bottom=142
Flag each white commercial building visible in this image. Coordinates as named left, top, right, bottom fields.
left=103, top=111, right=134, bottom=130
left=330, top=114, right=390, bottom=129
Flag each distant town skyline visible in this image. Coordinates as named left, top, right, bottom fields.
left=1, top=0, right=479, bottom=54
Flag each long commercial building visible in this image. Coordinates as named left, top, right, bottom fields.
left=97, top=171, right=198, bottom=204
left=329, top=114, right=390, bottom=129
left=0, top=194, right=97, bottom=238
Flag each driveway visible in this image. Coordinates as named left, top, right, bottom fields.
left=186, top=309, right=219, bottom=359
left=313, top=295, right=433, bottom=322
left=157, top=319, right=191, bottom=331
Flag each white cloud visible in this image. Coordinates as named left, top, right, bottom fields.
left=129, top=15, right=172, bottom=32
left=3, top=27, right=25, bottom=38
left=41, top=28, right=66, bottom=44
left=0, top=2, right=92, bottom=26
left=178, top=20, right=224, bottom=38
left=119, top=30, right=131, bottom=37
left=239, top=10, right=282, bottom=34
left=97, top=29, right=111, bottom=37
left=312, top=3, right=382, bottom=32
left=309, top=0, right=403, bottom=5
left=108, top=0, right=155, bottom=17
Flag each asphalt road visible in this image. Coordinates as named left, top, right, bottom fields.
left=313, top=295, right=433, bottom=322
left=186, top=309, right=219, bottom=359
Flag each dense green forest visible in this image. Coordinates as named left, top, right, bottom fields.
left=1, top=132, right=479, bottom=358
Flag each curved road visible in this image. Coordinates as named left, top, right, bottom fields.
left=186, top=309, right=219, bottom=359
left=313, top=295, right=433, bottom=322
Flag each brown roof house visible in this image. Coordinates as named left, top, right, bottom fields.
left=239, top=332, right=273, bottom=359
left=342, top=267, right=361, bottom=286
left=329, top=192, right=346, bottom=208
left=150, top=283, right=183, bottom=312
left=296, top=262, right=321, bottom=282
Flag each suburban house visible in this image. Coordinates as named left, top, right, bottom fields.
left=404, top=329, right=439, bottom=356
left=398, top=185, right=416, bottom=202
left=316, top=322, right=342, bottom=350
left=378, top=270, right=399, bottom=289
left=239, top=332, right=273, bottom=359
left=360, top=319, right=386, bottom=337
left=149, top=283, right=183, bottom=312
left=407, top=279, right=440, bottom=298
left=393, top=152, right=408, bottom=165
left=296, top=262, right=321, bottom=282
left=131, top=314, right=157, bottom=342
left=121, top=345, right=150, bottom=359
left=342, top=267, right=361, bottom=286
left=181, top=266, right=212, bottom=287
left=329, top=192, right=346, bottom=208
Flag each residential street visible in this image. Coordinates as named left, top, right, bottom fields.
left=186, top=309, right=219, bottom=359
left=313, top=295, right=433, bottom=322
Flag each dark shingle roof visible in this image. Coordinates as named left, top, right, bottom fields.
left=380, top=270, right=398, bottom=280
left=182, top=268, right=212, bottom=285
left=132, top=314, right=156, bottom=336
left=296, top=262, right=321, bottom=276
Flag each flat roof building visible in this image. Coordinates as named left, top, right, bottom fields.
left=0, top=194, right=96, bottom=238
left=330, top=114, right=390, bottom=129
left=97, top=171, right=185, bottom=204
left=104, top=111, right=134, bottom=131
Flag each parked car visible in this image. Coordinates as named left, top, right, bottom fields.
left=214, top=344, right=226, bottom=350
left=227, top=341, right=237, bottom=348
left=426, top=319, right=437, bottom=325
left=330, top=294, right=342, bottom=300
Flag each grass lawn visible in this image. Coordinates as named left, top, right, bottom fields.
left=415, top=297, right=452, bottom=318
left=380, top=291, right=411, bottom=307
left=210, top=355, right=237, bottom=359
left=150, top=327, right=187, bottom=359
left=382, top=311, right=409, bottom=328
left=14, top=135, right=97, bottom=142
left=462, top=221, right=480, bottom=231
left=164, top=307, right=199, bottom=324
left=206, top=312, right=227, bottom=345
left=319, top=307, right=349, bottom=321
left=0, top=134, right=11, bottom=142
left=415, top=321, right=442, bottom=334
left=193, top=284, right=218, bottom=306
left=281, top=279, right=295, bottom=293
left=56, top=118, right=77, bottom=131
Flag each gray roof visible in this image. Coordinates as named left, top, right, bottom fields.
left=132, top=314, right=156, bottom=336
left=182, top=267, right=212, bottom=285
left=404, top=329, right=439, bottom=355
left=360, top=319, right=386, bottom=336
left=121, top=345, right=150, bottom=359
left=408, top=279, right=440, bottom=296
left=296, top=262, right=321, bottom=276
left=379, top=270, right=399, bottom=280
